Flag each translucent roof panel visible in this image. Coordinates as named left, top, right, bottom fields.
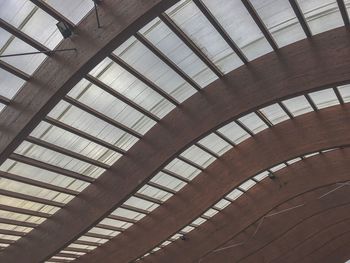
left=198, top=133, right=232, bottom=156
left=238, top=112, right=268, bottom=134
left=250, top=0, right=306, bottom=47
left=0, top=68, right=25, bottom=100
left=14, top=141, right=105, bottom=179
left=150, top=172, right=187, bottom=192
left=218, top=121, right=251, bottom=145
left=48, top=100, right=139, bottom=151
left=259, top=103, right=290, bottom=125
left=166, top=0, right=243, bottom=73
left=0, top=33, right=46, bottom=75
left=164, top=158, right=201, bottom=180
left=114, top=37, right=196, bottom=103
left=338, top=84, right=350, bottom=103
left=139, top=18, right=217, bottom=88
left=30, top=121, right=121, bottom=166
left=20, top=8, right=62, bottom=49
left=68, top=80, right=157, bottom=135
left=297, top=0, right=344, bottom=35
left=202, top=0, right=273, bottom=61
left=282, top=95, right=313, bottom=117
left=90, top=58, right=175, bottom=119
left=44, top=0, right=94, bottom=24
left=0, top=159, right=89, bottom=193
left=180, top=145, right=216, bottom=168
left=308, top=88, right=339, bottom=109
left=0, top=1, right=37, bottom=28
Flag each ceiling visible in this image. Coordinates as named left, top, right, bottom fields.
left=0, top=0, right=350, bottom=262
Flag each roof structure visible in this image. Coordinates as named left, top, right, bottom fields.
left=0, top=0, right=350, bottom=262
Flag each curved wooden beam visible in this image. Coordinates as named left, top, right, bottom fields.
left=0, top=0, right=178, bottom=164
left=75, top=105, right=350, bottom=263
left=305, top=232, right=350, bottom=263
left=200, top=204, right=350, bottom=263
left=198, top=188, right=350, bottom=262
left=143, top=147, right=350, bottom=263
left=2, top=28, right=350, bottom=263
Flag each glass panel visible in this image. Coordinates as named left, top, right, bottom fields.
left=297, top=0, right=343, bottom=35
left=137, top=185, right=173, bottom=202
left=218, top=121, right=251, bottom=144
left=150, top=172, right=187, bottom=192
left=259, top=103, right=290, bottom=125
left=111, top=207, right=145, bottom=221
left=164, top=158, right=201, bottom=180
left=214, top=199, right=231, bottom=210
left=198, top=133, right=232, bottom=156
left=1, top=33, right=46, bottom=75
left=191, top=217, right=207, bottom=226
left=308, top=88, right=339, bottom=109
left=140, top=18, right=217, bottom=88
left=31, top=121, right=121, bottom=166
left=202, top=0, right=272, bottom=60
left=239, top=179, right=256, bottom=191
left=0, top=159, right=89, bottom=192
left=254, top=171, right=270, bottom=181
left=44, top=0, right=94, bottom=24
left=338, top=84, right=350, bottom=103
left=270, top=163, right=287, bottom=172
left=180, top=145, right=215, bottom=168
left=15, top=141, right=105, bottom=179
left=68, top=81, right=156, bottom=135
left=0, top=68, right=25, bottom=99
left=250, top=0, right=305, bottom=47
left=123, top=196, right=159, bottom=212
left=286, top=157, right=302, bottom=165
left=238, top=112, right=268, bottom=134
left=48, top=100, right=139, bottom=151
left=226, top=189, right=243, bottom=200
left=166, top=0, right=243, bottom=73
left=114, top=37, right=196, bottom=103
left=282, top=95, right=313, bottom=116
left=203, top=208, right=218, bottom=218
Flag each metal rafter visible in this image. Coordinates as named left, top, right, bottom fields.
left=289, top=0, right=312, bottom=37
left=337, top=0, right=350, bottom=27
left=85, top=74, right=160, bottom=122
left=29, top=0, right=75, bottom=29
left=135, top=32, right=202, bottom=91
left=241, top=0, right=278, bottom=51
left=2, top=28, right=350, bottom=263
left=142, top=149, right=350, bottom=263
left=0, top=60, right=30, bottom=81
left=159, top=13, right=223, bottom=77
left=193, top=0, right=248, bottom=64
left=70, top=106, right=350, bottom=263
left=108, top=54, right=180, bottom=106
left=0, top=18, right=49, bottom=52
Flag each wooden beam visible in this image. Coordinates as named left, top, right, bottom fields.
left=108, top=54, right=180, bottom=106
left=9, top=153, right=94, bottom=183
left=135, top=33, right=202, bottom=91
left=72, top=106, right=350, bottom=263
left=193, top=0, right=248, bottom=64
left=289, top=0, right=312, bottom=37
left=0, top=170, right=79, bottom=196
left=29, top=0, right=75, bottom=29
left=85, top=75, right=160, bottom=122
left=0, top=18, right=49, bottom=52
left=241, top=0, right=278, bottom=51
left=0, top=60, right=30, bottom=81
left=2, top=28, right=350, bottom=263
left=159, top=13, right=223, bottom=77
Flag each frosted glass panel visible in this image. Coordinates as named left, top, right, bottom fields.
left=166, top=0, right=243, bottom=73
left=202, top=0, right=272, bottom=60
left=297, top=0, right=344, bottom=35
left=250, top=0, right=305, bottom=47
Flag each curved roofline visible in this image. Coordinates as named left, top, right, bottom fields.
left=2, top=27, right=350, bottom=263
left=74, top=104, right=350, bottom=262
left=144, top=147, right=350, bottom=262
